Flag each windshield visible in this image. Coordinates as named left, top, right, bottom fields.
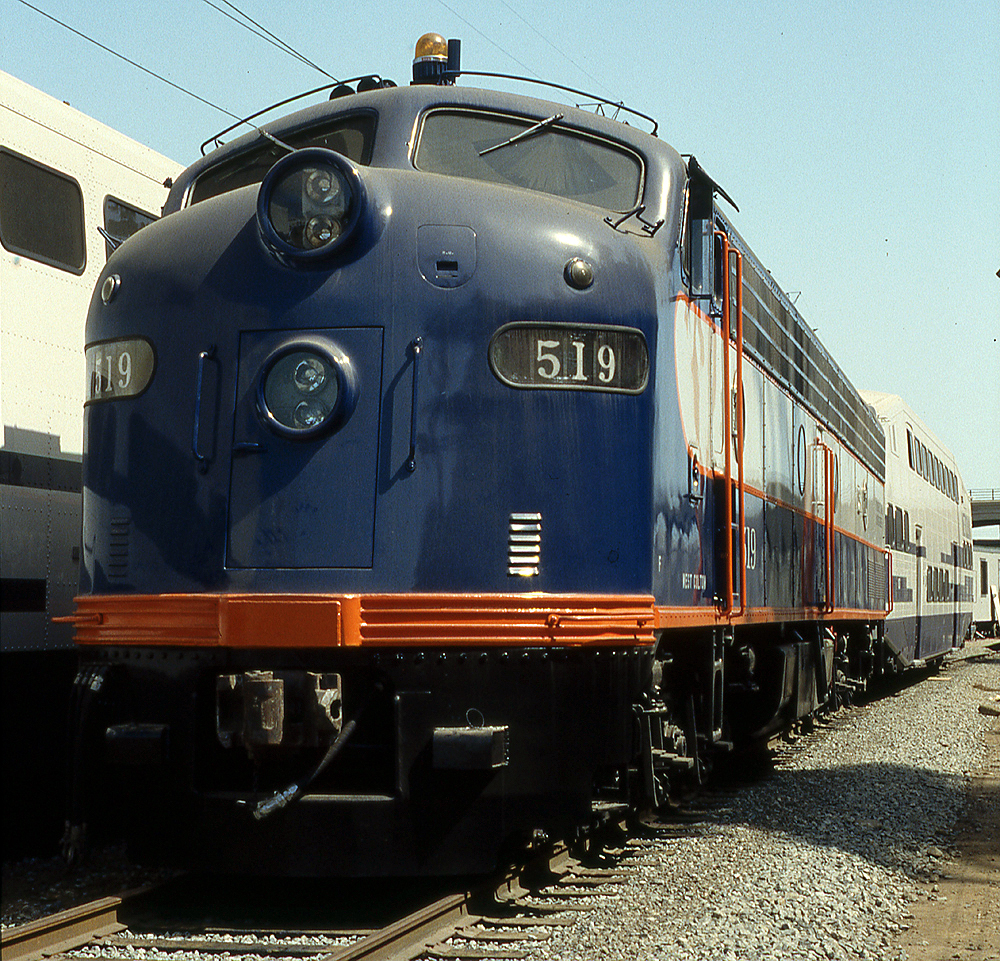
left=189, top=114, right=376, bottom=205
left=414, top=109, right=642, bottom=212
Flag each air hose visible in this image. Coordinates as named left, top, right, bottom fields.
left=252, top=678, right=385, bottom=820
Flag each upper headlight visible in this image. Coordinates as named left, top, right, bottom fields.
left=257, top=148, right=364, bottom=263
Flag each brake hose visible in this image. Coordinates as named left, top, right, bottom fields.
left=255, top=664, right=396, bottom=825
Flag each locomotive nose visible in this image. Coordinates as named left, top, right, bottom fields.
left=256, top=147, right=366, bottom=265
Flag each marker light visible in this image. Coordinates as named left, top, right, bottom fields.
left=257, top=148, right=364, bottom=264
left=258, top=341, right=359, bottom=439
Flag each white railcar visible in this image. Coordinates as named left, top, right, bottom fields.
left=861, top=391, right=973, bottom=664
left=1, top=70, right=179, bottom=653
left=1, top=70, right=179, bottom=855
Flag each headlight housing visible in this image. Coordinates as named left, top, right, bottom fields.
left=257, top=340, right=358, bottom=439
left=257, top=148, right=364, bottom=264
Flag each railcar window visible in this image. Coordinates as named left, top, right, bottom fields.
left=0, top=149, right=85, bottom=272
left=984, top=560, right=990, bottom=596
left=414, top=110, right=642, bottom=212
left=103, top=197, right=156, bottom=260
left=190, top=114, right=376, bottom=205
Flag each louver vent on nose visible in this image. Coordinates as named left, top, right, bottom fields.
left=508, top=513, right=541, bottom=577
left=108, top=515, right=130, bottom=579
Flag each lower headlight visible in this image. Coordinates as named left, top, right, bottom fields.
left=258, top=342, right=358, bottom=439
left=257, top=148, right=364, bottom=263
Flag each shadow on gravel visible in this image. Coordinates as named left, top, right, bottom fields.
left=711, top=761, right=987, bottom=877
left=702, top=655, right=1000, bottom=879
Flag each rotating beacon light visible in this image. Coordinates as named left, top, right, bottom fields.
left=412, top=33, right=460, bottom=85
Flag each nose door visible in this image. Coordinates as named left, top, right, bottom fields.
left=227, top=327, right=383, bottom=569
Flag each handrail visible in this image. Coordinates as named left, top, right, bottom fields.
left=192, top=346, right=216, bottom=473
left=734, top=247, right=746, bottom=616
left=825, top=445, right=835, bottom=613
left=406, top=337, right=423, bottom=473
left=716, top=231, right=745, bottom=617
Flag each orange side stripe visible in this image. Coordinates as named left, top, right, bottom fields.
left=653, top=605, right=885, bottom=629
left=66, top=593, right=662, bottom=649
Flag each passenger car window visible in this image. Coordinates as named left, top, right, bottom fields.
left=414, top=109, right=642, bottom=212
left=0, top=149, right=85, bottom=272
left=190, top=114, right=376, bottom=204
left=103, top=197, right=156, bottom=260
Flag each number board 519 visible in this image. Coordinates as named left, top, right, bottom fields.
left=85, top=338, right=155, bottom=403
left=489, top=323, right=648, bottom=394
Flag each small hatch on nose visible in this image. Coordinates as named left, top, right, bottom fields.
left=418, top=225, right=476, bottom=288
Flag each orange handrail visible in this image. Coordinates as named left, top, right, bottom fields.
left=826, top=446, right=835, bottom=614
left=734, top=247, right=746, bottom=616
left=716, top=231, right=745, bottom=618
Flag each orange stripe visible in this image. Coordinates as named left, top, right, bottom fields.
left=654, top=605, right=885, bottom=628
left=66, top=593, right=886, bottom=649
left=68, top=593, right=661, bottom=649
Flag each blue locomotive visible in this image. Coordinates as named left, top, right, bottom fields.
left=64, top=36, right=972, bottom=874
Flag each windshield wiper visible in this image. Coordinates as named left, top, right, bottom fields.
left=479, top=113, right=564, bottom=156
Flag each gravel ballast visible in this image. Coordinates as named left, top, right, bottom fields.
left=536, top=643, right=998, bottom=960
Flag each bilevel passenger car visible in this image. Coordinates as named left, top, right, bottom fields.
left=61, top=36, right=972, bottom=875
left=0, top=70, right=178, bottom=855
left=861, top=392, right=974, bottom=661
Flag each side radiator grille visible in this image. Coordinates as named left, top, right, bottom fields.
left=108, top=515, right=130, bottom=579
left=508, top=512, right=541, bottom=577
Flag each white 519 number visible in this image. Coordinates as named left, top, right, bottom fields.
left=536, top=338, right=616, bottom=383
left=86, top=338, right=155, bottom=402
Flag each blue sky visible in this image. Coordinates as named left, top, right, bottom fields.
left=4, top=0, right=998, bottom=492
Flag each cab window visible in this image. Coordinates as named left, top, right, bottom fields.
left=190, top=114, right=376, bottom=205
left=414, top=109, right=642, bottom=212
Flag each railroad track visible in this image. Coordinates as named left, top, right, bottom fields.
left=13, top=645, right=992, bottom=961
left=0, top=831, right=653, bottom=961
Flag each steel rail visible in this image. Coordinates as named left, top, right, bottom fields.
left=0, top=835, right=620, bottom=961
left=1, top=896, right=126, bottom=961
left=320, top=892, right=472, bottom=961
